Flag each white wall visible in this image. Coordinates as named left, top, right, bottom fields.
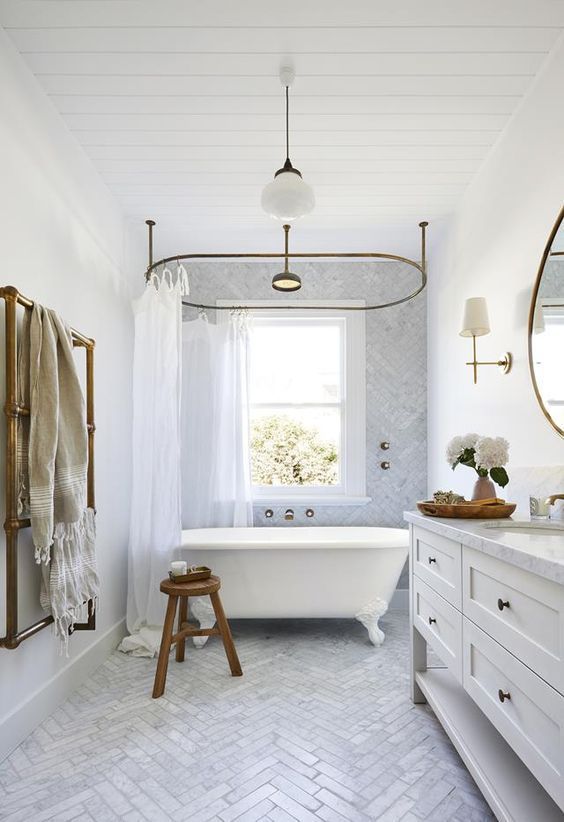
left=0, top=29, right=132, bottom=758
left=428, top=35, right=564, bottom=500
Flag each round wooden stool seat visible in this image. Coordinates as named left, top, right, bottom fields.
left=159, top=574, right=220, bottom=598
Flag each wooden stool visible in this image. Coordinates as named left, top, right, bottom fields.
left=152, top=574, right=242, bottom=699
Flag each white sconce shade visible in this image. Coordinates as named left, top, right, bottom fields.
left=460, top=297, right=491, bottom=338
left=533, top=304, right=546, bottom=334
left=261, top=170, right=315, bottom=222
left=460, top=296, right=511, bottom=383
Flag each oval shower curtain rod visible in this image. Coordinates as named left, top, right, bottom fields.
left=143, top=219, right=428, bottom=312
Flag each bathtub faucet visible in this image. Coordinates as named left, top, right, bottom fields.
left=284, top=509, right=294, bottom=521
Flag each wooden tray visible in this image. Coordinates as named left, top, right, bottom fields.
left=417, top=501, right=517, bottom=519
left=168, top=566, right=212, bottom=583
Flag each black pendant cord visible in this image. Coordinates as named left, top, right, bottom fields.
left=285, top=84, right=290, bottom=163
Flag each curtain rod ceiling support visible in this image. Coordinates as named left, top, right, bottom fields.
left=145, top=219, right=156, bottom=268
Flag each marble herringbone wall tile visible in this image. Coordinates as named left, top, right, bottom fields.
left=183, top=259, right=427, bottom=585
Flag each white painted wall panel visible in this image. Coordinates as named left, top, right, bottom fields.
left=427, top=35, right=564, bottom=497
left=0, top=29, right=132, bottom=760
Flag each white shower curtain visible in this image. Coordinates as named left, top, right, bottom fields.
left=122, top=276, right=184, bottom=654
left=181, top=314, right=253, bottom=529
left=121, top=290, right=253, bottom=657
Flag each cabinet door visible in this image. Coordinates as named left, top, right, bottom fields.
left=413, top=575, right=462, bottom=682
left=463, top=617, right=564, bottom=809
left=412, top=526, right=462, bottom=608
left=463, top=547, right=564, bottom=695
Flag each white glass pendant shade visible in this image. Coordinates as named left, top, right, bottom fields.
left=460, top=297, right=491, bottom=337
left=262, top=169, right=315, bottom=221
left=262, top=70, right=315, bottom=220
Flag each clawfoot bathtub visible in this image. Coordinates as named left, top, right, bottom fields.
left=180, top=526, right=408, bottom=646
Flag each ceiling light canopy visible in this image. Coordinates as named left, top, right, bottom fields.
left=261, top=67, right=315, bottom=222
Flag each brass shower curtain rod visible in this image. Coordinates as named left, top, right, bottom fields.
left=144, top=219, right=428, bottom=312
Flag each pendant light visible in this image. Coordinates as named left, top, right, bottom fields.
left=261, top=67, right=315, bottom=221
left=272, top=224, right=302, bottom=292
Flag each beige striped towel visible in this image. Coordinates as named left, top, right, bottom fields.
left=18, top=304, right=99, bottom=648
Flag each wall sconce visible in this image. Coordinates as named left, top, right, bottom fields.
left=460, top=297, right=512, bottom=384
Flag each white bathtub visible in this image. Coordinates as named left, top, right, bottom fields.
left=180, top=526, right=408, bottom=645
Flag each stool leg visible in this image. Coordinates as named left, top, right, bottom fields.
left=175, top=596, right=188, bottom=663
left=209, top=591, right=242, bottom=677
left=152, top=594, right=178, bottom=699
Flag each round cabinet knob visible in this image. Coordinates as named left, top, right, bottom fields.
left=428, top=556, right=437, bottom=565
left=380, top=441, right=390, bottom=450
left=498, top=689, right=511, bottom=703
left=497, top=598, right=510, bottom=611
left=381, top=461, right=391, bottom=470
left=265, top=509, right=274, bottom=518
left=305, top=508, right=315, bottom=518
left=428, top=617, right=437, bottom=625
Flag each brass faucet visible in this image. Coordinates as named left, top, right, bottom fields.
left=546, top=494, right=564, bottom=506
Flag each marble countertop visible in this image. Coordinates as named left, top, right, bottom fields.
left=404, top=511, right=564, bottom=585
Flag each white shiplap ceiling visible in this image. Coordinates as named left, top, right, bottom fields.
left=1, top=0, right=564, bottom=257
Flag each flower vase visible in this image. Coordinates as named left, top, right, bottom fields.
left=472, top=476, right=496, bottom=501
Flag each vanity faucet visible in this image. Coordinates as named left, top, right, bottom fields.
left=546, top=494, right=564, bottom=506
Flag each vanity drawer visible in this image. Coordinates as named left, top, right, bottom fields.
left=413, top=575, right=462, bottom=682
left=463, top=547, right=564, bottom=694
left=463, top=617, right=564, bottom=808
left=412, top=526, right=462, bottom=608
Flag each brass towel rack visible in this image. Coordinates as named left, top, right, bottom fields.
left=0, top=286, right=96, bottom=649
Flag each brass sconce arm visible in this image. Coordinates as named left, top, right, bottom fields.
left=466, top=335, right=512, bottom=384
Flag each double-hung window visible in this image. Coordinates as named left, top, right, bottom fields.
left=221, top=301, right=368, bottom=505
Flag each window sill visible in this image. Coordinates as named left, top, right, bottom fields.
left=252, top=495, right=372, bottom=508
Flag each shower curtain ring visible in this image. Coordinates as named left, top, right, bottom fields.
left=176, top=258, right=189, bottom=295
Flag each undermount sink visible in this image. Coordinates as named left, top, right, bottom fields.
left=484, top=521, right=564, bottom=537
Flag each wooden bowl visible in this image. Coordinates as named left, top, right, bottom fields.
left=417, top=501, right=517, bottom=519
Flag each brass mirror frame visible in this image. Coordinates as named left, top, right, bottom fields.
left=528, top=204, right=564, bottom=438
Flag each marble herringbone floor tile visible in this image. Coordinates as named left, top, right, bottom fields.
left=0, top=613, right=494, bottom=821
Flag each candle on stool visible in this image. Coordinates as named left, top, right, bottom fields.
left=170, top=560, right=187, bottom=577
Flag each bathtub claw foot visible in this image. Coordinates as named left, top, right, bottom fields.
left=355, top=597, right=388, bottom=646
left=190, top=597, right=216, bottom=648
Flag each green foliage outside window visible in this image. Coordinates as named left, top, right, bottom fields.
left=251, top=414, right=338, bottom=486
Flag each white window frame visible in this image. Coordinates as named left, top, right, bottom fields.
left=218, top=300, right=369, bottom=506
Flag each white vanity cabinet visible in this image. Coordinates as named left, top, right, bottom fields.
left=406, top=514, right=564, bottom=822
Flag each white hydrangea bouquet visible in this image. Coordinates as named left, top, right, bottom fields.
left=446, top=433, right=509, bottom=500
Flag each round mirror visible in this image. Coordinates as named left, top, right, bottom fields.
left=529, top=206, right=564, bottom=437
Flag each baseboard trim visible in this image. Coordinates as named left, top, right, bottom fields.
left=390, top=588, right=408, bottom=611
left=0, top=617, right=126, bottom=764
